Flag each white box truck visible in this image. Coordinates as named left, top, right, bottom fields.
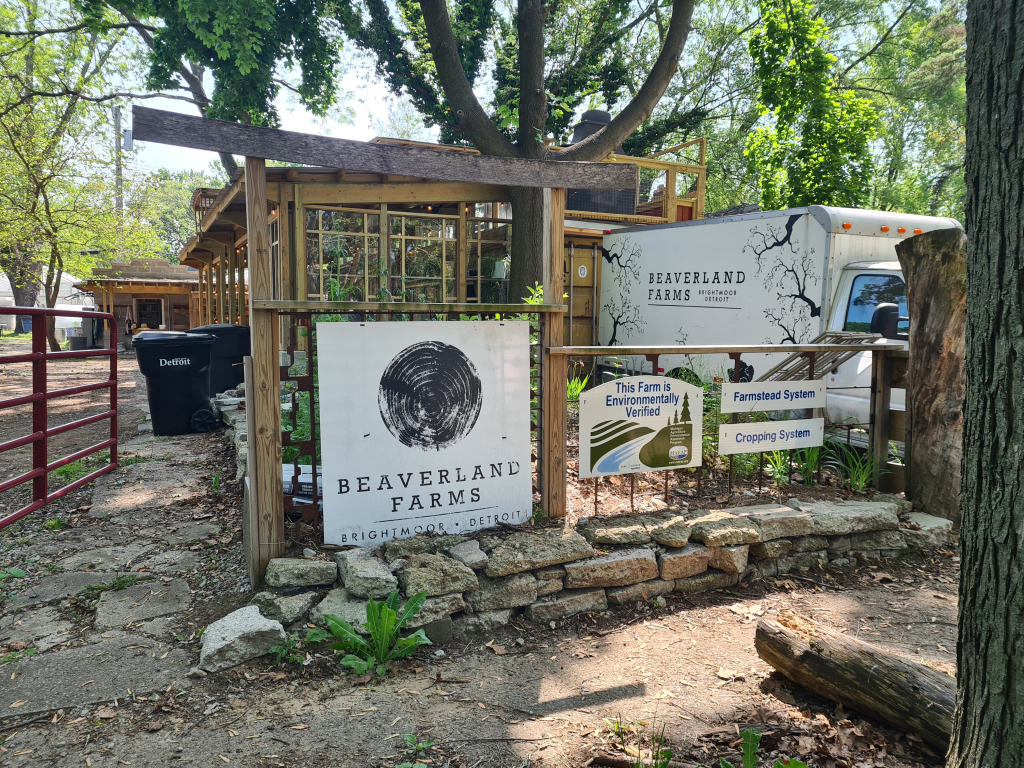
left=598, top=205, right=961, bottom=427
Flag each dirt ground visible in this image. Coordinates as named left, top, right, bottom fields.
left=0, top=350, right=957, bottom=768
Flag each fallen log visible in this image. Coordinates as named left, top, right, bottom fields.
left=754, top=610, right=955, bottom=751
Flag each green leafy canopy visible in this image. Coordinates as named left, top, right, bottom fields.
left=745, top=0, right=877, bottom=209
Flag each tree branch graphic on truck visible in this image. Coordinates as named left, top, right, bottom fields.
left=744, top=214, right=821, bottom=343
left=601, top=238, right=645, bottom=346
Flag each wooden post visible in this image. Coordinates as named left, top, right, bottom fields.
left=216, top=250, right=227, bottom=322
left=205, top=257, right=214, bottom=324
left=277, top=185, right=292, bottom=346
left=869, top=347, right=893, bottom=487
left=238, top=247, right=248, bottom=326
left=228, top=245, right=237, bottom=324
left=245, top=156, right=284, bottom=581
left=457, top=201, right=467, bottom=302
left=539, top=188, right=567, bottom=517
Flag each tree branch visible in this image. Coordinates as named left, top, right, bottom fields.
left=841, top=3, right=914, bottom=77
left=418, top=0, right=515, bottom=157
left=558, top=0, right=696, bottom=161
left=0, top=22, right=153, bottom=38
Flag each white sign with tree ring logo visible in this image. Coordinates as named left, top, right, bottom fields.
left=317, top=321, right=532, bottom=545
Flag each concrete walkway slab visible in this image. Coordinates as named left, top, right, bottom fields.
left=61, top=544, right=154, bottom=571
left=0, top=606, right=73, bottom=651
left=0, top=632, right=191, bottom=716
left=90, top=461, right=207, bottom=519
left=94, top=579, right=191, bottom=628
left=8, top=572, right=125, bottom=609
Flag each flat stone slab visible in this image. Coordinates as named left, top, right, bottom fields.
left=0, top=606, right=73, bottom=651
left=445, top=539, right=488, bottom=570
left=199, top=606, right=285, bottom=673
left=134, top=549, right=201, bottom=574
left=607, top=579, right=675, bottom=605
left=95, top=579, right=191, bottom=628
left=61, top=544, right=155, bottom=571
left=265, top=558, right=338, bottom=588
left=533, top=565, right=566, bottom=581
left=398, top=553, right=478, bottom=596
left=776, top=551, right=828, bottom=574
left=336, top=548, right=398, bottom=599
left=673, top=568, right=740, bottom=594
left=525, top=588, right=607, bottom=623
left=735, top=505, right=815, bottom=541
left=164, top=523, right=222, bottom=546
left=452, top=609, right=513, bottom=642
left=563, top=548, right=658, bottom=588
left=750, top=540, right=792, bottom=561
left=577, top=516, right=658, bottom=545
left=485, top=530, right=594, bottom=577
left=788, top=500, right=900, bottom=536
left=902, top=513, right=955, bottom=549
left=8, top=572, right=124, bottom=609
left=309, top=588, right=369, bottom=634
left=686, top=511, right=761, bottom=546
left=658, top=543, right=711, bottom=580
left=383, top=535, right=467, bottom=562
left=90, top=461, right=207, bottom=519
left=252, top=591, right=320, bottom=625
left=707, top=545, right=749, bottom=575
left=646, top=514, right=693, bottom=547
left=790, top=535, right=829, bottom=553
left=849, top=530, right=906, bottom=551
left=466, top=573, right=537, bottom=612
left=405, top=593, right=466, bottom=629
left=0, top=631, right=190, bottom=716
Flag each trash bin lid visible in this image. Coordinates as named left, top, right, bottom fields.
left=132, top=331, right=215, bottom=347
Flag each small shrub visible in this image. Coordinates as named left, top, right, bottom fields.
left=765, top=451, right=790, bottom=499
left=323, top=590, right=431, bottom=677
left=567, top=369, right=590, bottom=403
left=795, top=447, right=820, bottom=485
left=719, top=727, right=808, bottom=768
left=828, top=442, right=889, bottom=493
left=269, top=634, right=303, bottom=666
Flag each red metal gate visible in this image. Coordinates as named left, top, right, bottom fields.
left=0, top=307, right=118, bottom=528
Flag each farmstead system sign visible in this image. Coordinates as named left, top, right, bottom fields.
left=717, top=381, right=825, bottom=456
left=579, top=375, right=703, bottom=478
left=317, top=321, right=532, bottom=545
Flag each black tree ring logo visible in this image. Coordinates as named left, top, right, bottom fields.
left=378, top=341, right=483, bottom=451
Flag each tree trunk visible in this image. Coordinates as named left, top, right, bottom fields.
left=951, top=0, right=1024, bottom=764
left=894, top=228, right=965, bottom=525
left=755, top=610, right=955, bottom=751
left=507, top=186, right=546, bottom=303
left=0, top=249, right=41, bottom=333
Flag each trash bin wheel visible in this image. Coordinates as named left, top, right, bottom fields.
left=191, top=409, right=218, bottom=433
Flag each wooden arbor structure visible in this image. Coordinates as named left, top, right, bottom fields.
left=132, top=106, right=637, bottom=579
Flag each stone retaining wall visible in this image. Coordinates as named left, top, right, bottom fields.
left=250, top=500, right=955, bottom=642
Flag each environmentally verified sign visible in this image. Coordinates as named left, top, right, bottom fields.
left=317, top=320, right=532, bottom=546
left=720, top=381, right=826, bottom=413
left=718, top=418, right=824, bottom=456
left=579, top=375, right=703, bottom=478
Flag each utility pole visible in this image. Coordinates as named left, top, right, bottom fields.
left=112, top=105, right=123, bottom=218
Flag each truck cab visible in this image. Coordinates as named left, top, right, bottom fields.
left=825, top=261, right=908, bottom=427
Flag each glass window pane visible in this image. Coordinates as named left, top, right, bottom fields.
left=844, top=274, right=907, bottom=332
left=320, top=210, right=337, bottom=232
left=367, top=214, right=380, bottom=234
left=406, top=281, right=441, bottom=303
left=390, top=216, right=402, bottom=236
left=366, top=238, right=381, bottom=300
left=405, top=241, right=442, bottom=278
left=480, top=280, right=505, bottom=303
left=336, top=212, right=363, bottom=232
left=443, top=220, right=456, bottom=239
left=306, top=234, right=320, bottom=265
left=404, top=217, right=442, bottom=237
left=306, top=210, right=319, bottom=231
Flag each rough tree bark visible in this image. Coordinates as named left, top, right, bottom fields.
left=755, top=611, right=955, bottom=750
left=894, top=228, right=965, bottom=525
left=951, top=0, right=1024, bottom=764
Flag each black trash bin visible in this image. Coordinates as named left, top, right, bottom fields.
left=133, top=331, right=218, bottom=436
left=185, top=324, right=251, bottom=395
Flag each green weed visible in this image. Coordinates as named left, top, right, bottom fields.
left=53, top=460, right=89, bottom=483
left=211, top=468, right=221, bottom=493
left=80, top=574, right=138, bottom=599
left=765, top=451, right=791, bottom=499
left=42, top=516, right=65, bottom=531
left=719, top=727, right=808, bottom=768
left=604, top=713, right=675, bottom=768
left=828, top=442, right=889, bottom=493
left=269, top=634, right=304, bottom=666
left=795, top=447, right=821, bottom=485
left=0, top=648, right=37, bottom=665
left=567, top=366, right=590, bottom=403
left=323, top=590, right=431, bottom=678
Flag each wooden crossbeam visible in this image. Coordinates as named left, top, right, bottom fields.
left=132, top=106, right=637, bottom=191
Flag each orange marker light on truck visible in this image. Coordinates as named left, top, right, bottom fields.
left=914, top=228, right=923, bottom=235
left=881, top=226, right=890, bottom=232
left=842, top=222, right=852, bottom=229
left=898, top=227, right=906, bottom=234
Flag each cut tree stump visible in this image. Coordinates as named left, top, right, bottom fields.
left=895, top=227, right=966, bottom=525
left=755, top=610, right=955, bottom=750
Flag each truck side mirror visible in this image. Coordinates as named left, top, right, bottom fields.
left=870, top=303, right=906, bottom=339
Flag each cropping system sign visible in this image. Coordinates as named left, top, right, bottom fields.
left=317, top=321, right=532, bottom=545
left=717, top=381, right=824, bottom=456
left=578, top=375, right=703, bottom=479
